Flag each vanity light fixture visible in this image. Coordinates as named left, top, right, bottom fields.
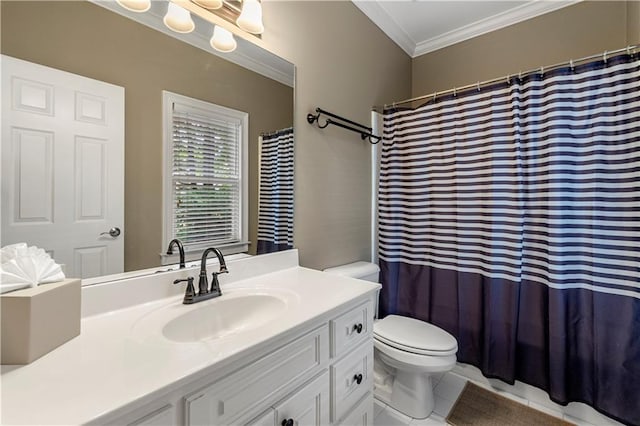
left=115, top=0, right=151, bottom=12
left=193, top=0, right=223, bottom=10
left=115, top=0, right=263, bottom=52
left=236, top=0, right=264, bottom=34
left=210, top=25, right=237, bottom=52
left=163, top=2, right=195, bottom=33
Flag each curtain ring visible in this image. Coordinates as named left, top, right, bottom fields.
left=518, top=71, right=522, bottom=81
left=603, top=50, right=608, bottom=63
left=539, top=66, right=544, bottom=77
left=506, top=75, right=510, bottom=86
left=433, top=91, right=437, bottom=103
left=477, top=81, right=481, bottom=92
left=569, top=59, right=574, bottom=71
left=453, top=87, right=457, bottom=97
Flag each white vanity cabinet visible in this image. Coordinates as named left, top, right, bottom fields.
left=185, top=299, right=374, bottom=426
left=330, top=301, right=375, bottom=426
left=184, top=324, right=329, bottom=425
left=117, top=298, right=375, bottom=426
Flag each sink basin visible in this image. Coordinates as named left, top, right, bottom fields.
left=163, top=293, right=287, bottom=343
left=130, top=288, right=298, bottom=344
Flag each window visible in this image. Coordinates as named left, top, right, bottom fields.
left=162, top=91, right=248, bottom=262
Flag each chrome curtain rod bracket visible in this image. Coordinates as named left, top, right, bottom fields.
left=307, top=107, right=382, bottom=144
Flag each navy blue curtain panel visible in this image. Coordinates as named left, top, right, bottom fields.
left=257, top=128, right=294, bottom=254
left=379, top=53, right=640, bottom=425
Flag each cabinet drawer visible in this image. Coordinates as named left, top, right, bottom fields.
left=185, top=325, right=328, bottom=425
left=337, top=392, right=373, bottom=426
left=274, top=372, right=329, bottom=426
left=330, top=341, right=373, bottom=423
left=330, top=301, right=372, bottom=359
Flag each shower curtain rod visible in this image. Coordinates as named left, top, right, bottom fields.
left=381, top=45, right=638, bottom=110
left=307, top=107, right=382, bottom=144
left=260, top=127, right=293, bottom=138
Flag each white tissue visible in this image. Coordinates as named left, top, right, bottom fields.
left=1, top=243, right=66, bottom=294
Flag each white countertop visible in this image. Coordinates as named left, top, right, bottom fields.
left=1, top=263, right=380, bottom=425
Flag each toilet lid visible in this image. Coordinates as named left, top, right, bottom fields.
left=374, top=315, right=458, bottom=356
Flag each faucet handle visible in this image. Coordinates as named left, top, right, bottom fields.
left=174, top=277, right=196, bottom=304
left=209, top=271, right=223, bottom=296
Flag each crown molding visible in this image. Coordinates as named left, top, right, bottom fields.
left=352, top=0, right=415, bottom=57
left=413, top=1, right=581, bottom=57
left=353, top=0, right=582, bottom=59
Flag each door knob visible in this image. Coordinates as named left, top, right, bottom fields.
left=100, top=227, right=121, bottom=237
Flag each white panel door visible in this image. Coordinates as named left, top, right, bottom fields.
left=1, top=55, right=124, bottom=279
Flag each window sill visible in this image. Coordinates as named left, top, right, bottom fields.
left=160, top=241, right=250, bottom=266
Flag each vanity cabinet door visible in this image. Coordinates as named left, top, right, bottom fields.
left=330, top=301, right=373, bottom=359
left=274, top=372, right=329, bottom=426
left=184, top=325, right=328, bottom=425
left=330, top=341, right=373, bottom=423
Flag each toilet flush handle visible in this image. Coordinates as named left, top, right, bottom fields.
left=354, top=374, right=363, bottom=385
left=353, top=323, right=363, bottom=334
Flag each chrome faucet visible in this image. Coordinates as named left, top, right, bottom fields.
left=166, top=239, right=186, bottom=269
left=198, top=247, right=228, bottom=298
left=173, top=247, right=228, bottom=305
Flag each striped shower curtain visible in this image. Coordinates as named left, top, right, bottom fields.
left=257, top=128, right=294, bottom=254
left=379, top=53, right=639, bottom=424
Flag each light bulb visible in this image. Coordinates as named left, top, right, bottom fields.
left=116, top=0, right=151, bottom=12
left=193, top=0, right=223, bottom=9
left=210, top=26, right=237, bottom=53
left=163, top=3, right=195, bottom=33
left=236, top=0, right=264, bottom=34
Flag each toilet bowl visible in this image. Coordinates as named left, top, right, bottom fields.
left=323, top=262, right=458, bottom=420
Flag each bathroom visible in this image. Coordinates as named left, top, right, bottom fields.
left=1, top=1, right=638, bottom=425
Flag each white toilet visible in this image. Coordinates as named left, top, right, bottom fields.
left=323, top=261, right=458, bottom=419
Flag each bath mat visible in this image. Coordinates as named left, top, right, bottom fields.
left=446, top=382, right=573, bottom=426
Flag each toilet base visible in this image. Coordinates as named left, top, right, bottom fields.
left=374, top=371, right=435, bottom=419
left=391, top=370, right=434, bottom=419
left=374, top=352, right=438, bottom=419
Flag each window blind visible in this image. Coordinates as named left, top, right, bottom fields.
left=170, top=104, right=242, bottom=249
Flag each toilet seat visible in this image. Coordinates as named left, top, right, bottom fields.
left=374, top=338, right=457, bottom=372
left=374, top=315, right=457, bottom=356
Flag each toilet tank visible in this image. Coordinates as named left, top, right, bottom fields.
left=323, top=261, right=380, bottom=283
left=323, top=261, right=381, bottom=319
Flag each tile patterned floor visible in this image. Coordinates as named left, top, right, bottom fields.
left=373, top=368, right=624, bottom=426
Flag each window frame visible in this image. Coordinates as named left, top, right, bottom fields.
left=161, top=91, right=248, bottom=264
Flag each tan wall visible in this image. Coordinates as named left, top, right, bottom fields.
left=628, top=1, right=640, bottom=44
left=1, top=1, right=293, bottom=270
left=412, top=1, right=634, bottom=98
left=259, top=2, right=411, bottom=270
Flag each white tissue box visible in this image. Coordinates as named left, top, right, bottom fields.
left=1, top=279, right=81, bottom=365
